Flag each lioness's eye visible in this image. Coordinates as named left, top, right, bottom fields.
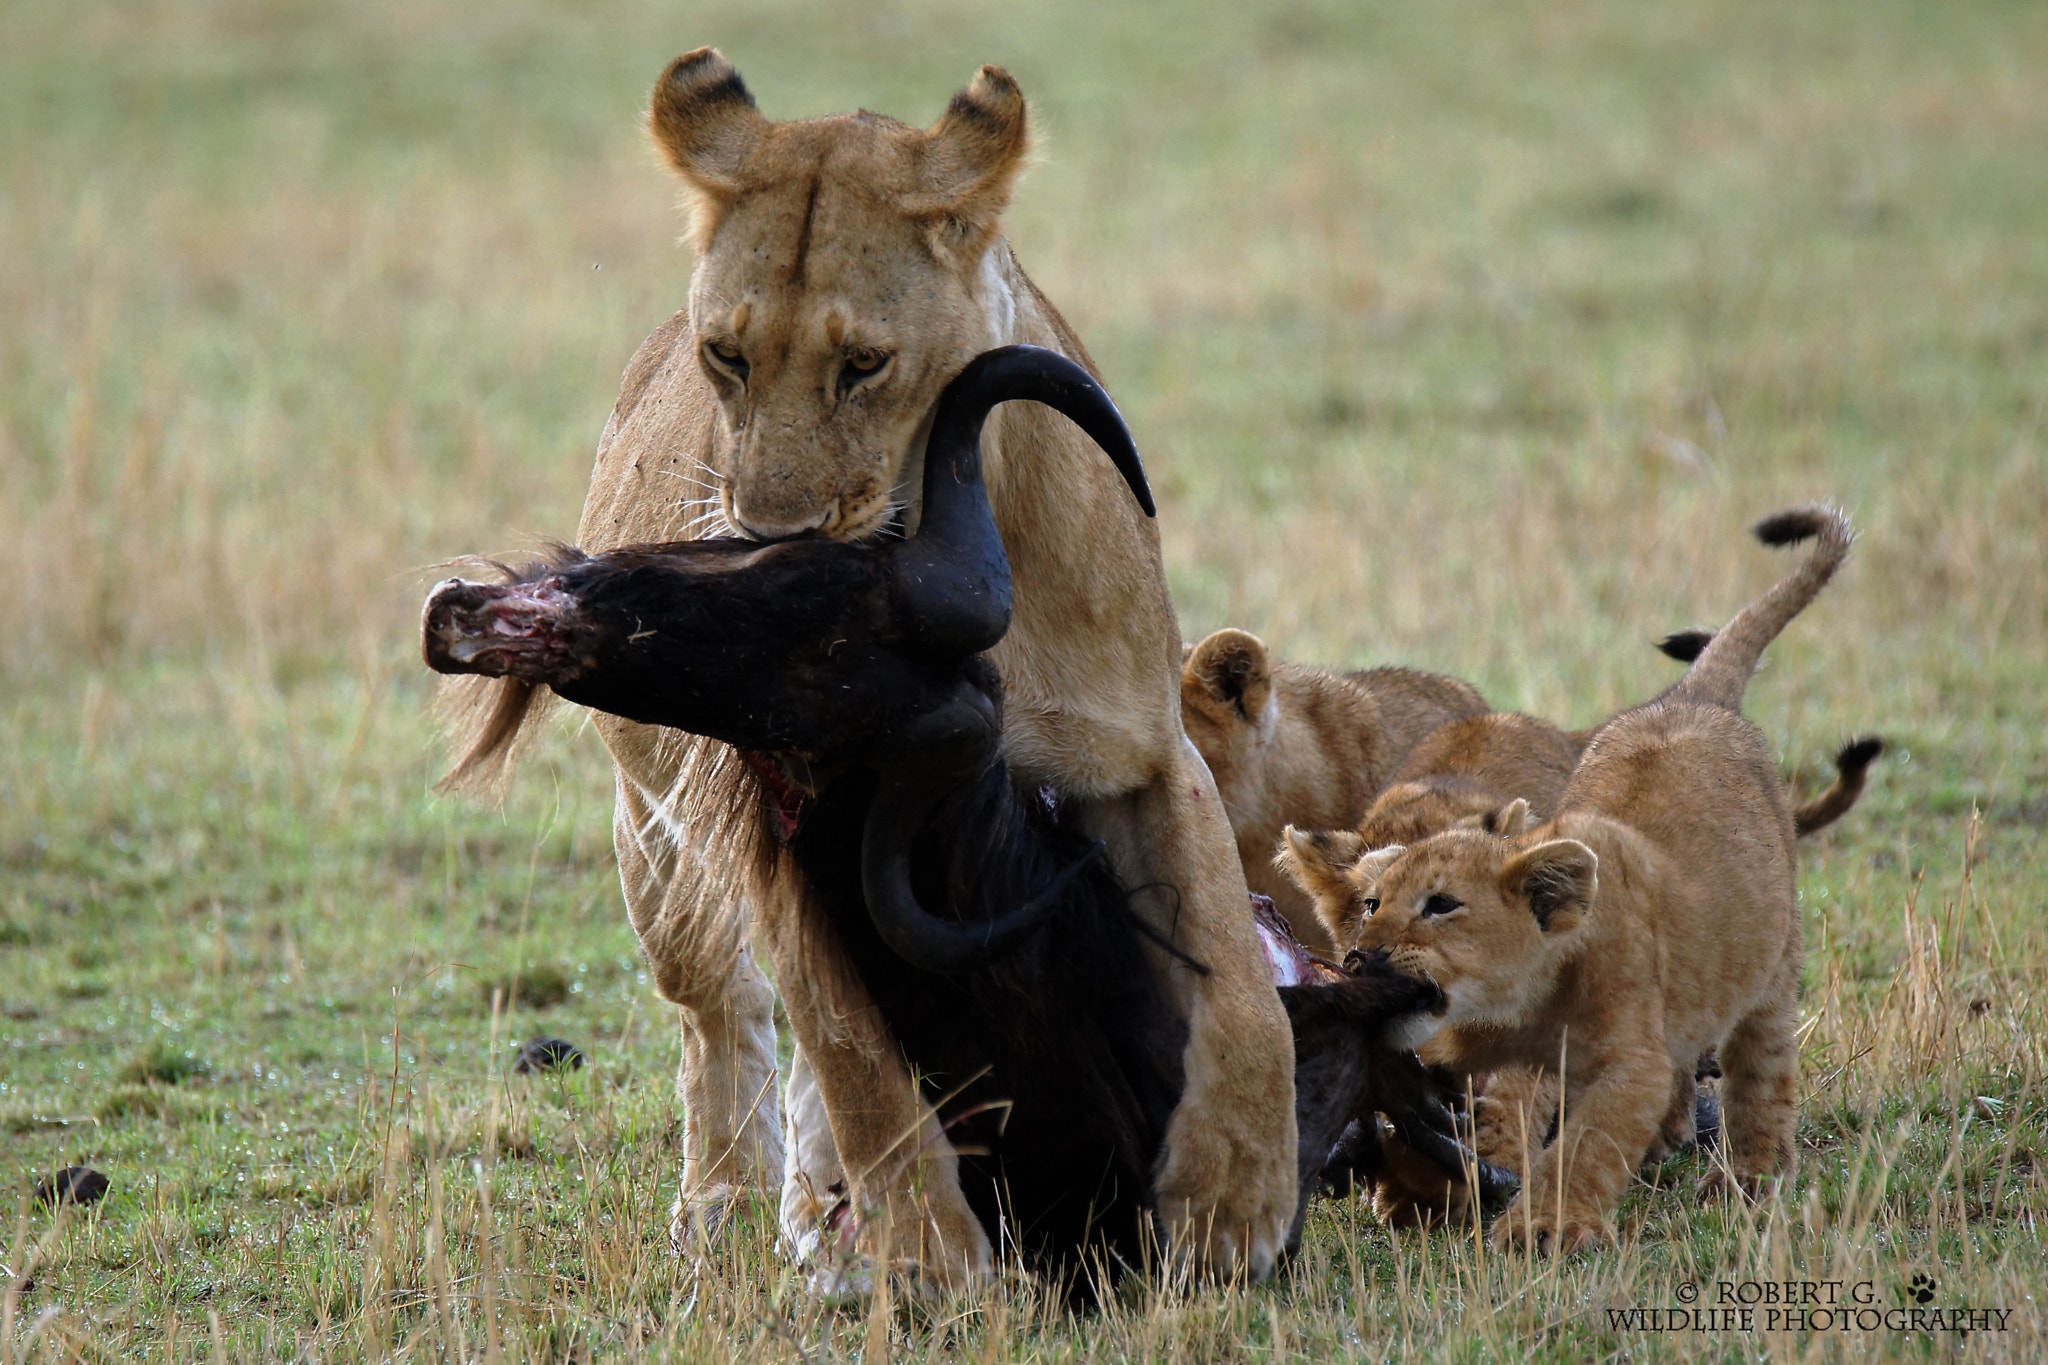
left=1359, top=896, right=1381, bottom=917
left=1420, top=893, right=1462, bottom=917
left=703, top=341, right=748, bottom=382
left=837, top=350, right=890, bottom=397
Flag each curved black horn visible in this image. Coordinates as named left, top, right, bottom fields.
left=892, top=345, right=1153, bottom=659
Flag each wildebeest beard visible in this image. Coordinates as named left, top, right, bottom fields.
left=424, top=347, right=1187, bottom=1298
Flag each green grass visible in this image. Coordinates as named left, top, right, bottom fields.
left=4, top=0, right=2046, bottom=1359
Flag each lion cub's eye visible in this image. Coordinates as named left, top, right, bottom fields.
left=1358, top=896, right=1381, bottom=918
left=1420, top=893, right=1463, bottom=918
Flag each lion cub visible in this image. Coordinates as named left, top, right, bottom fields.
left=1280, top=711, right=1584, bottom=952
left=1181, top=629, right=1488, bottom=949
left=1332, top=506, right=1852, bottom=1253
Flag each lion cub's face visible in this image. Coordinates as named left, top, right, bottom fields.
left=648, top=53, right=1033, bottom=543
left=1353, top=781, right=1510, bottom=850
left=1287, top=827, right=1599, bottom=1050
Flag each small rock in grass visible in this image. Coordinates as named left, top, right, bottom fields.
left=34, top=1166, right=110, bottom=1208
left=513, top=1036, right=584, bottom=1075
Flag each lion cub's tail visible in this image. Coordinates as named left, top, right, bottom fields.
left=1667, top=505, right=1853, bottom=714
left=1791, top=735, right=1885, bottom=836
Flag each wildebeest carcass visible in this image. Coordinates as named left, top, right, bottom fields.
left=423, top=346, right=1483, bottom=1293
left=427, top=347, right=1188, bottom=1296
left=1254, top=896, right=1518, bottom=1236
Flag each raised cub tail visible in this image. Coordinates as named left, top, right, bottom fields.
left=1668, top=505, right=1852, bottom=713
left=1793, top=736, right=1885, bottom=837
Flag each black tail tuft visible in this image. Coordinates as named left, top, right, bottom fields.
left=1656, top=629, right=1713, bottom=664
left=1752, top=508, right=1830, bottom=548
left=1837, top=735, right=1886, bottom=773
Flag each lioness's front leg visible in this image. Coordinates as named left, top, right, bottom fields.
left=1084, top=739, right=1297, bottom=1280
left=607, top=766, right=785, bottom=1246
left=753, top=874, right=991, bottom=1289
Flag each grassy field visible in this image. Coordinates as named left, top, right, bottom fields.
left=4, top=0, right=2046, bottom=1359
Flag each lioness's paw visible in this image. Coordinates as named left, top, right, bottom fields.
left=1486, top=1200, right=1607, bottom=1256
left=670, top=1185, right=744, bottom=1254
left=1153, top=1119, right=1293, bottom=1282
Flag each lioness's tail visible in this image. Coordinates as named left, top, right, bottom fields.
left=1668, top=505, right=1853, bottom=713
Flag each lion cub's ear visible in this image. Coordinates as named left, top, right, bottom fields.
left=1276, top=826, right=1365, bottom=906
left=908, top=65, right=1030, bottom=259
left=1346, top=844, right=1405, bottom=895
left=1183, top=629, right=1273, bottom=726
left=648, top=50, right=768, bottom=244
left=1478, top=798, right=1533, bottom=836
left=1499, top=839, right=1598, bottom=933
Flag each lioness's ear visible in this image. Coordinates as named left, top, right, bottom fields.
left=1183, top=629, right=1272, bottom=724
left=908, top=65, right=1030, bottom=260
left=648, top=49, right=768, bottom=247
left=1479, top=798, right=1533, bottom=836
left=1500, top=839, right=1597, bottom=933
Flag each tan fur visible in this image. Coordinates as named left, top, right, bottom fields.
left=458, top=52, right=1296, bottom=1283
left=1180, top=629, right=1488, bottom=950
left=1354, top=714, right=1581, bottom=848
left=1283, top=732, right=1873, bottom=1223
left=1325, top=506, right=1850, bottom=1253
left=1789, top=737, right=1885, bottom=836
left=1272, top=712, right=1580, bottom=952
left=1263, top=706, right=1576, bottom=1224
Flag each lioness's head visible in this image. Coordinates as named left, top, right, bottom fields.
left=1284, top=820, right=1597, bottom=1047
left=650, top=49, right=1035, bottom=541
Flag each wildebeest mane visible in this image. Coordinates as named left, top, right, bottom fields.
left=783, top=695, right=1186, bottom=1302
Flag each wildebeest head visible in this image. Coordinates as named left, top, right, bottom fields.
left=422, top=346, right=1151, bottom=975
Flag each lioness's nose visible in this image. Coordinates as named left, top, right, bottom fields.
left=729, top=501, right=832, bottom=541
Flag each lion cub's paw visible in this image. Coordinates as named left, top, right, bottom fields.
left=1696, top=1166, right=1784, bottom=1204
left=1487, top=1200, right=1609, bottom=1257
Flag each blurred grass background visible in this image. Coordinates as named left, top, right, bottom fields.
left=3, top=0, right=2046, bottom=1359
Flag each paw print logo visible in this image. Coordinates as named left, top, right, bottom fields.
left=1907, top=1273, right=1937, bottom=1305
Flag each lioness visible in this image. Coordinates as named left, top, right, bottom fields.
left=1180, top=628, right=1488, bottom=950
left=456, top=52, right=1295, bottom=1284
left=1330, top=506, right=1850, bottom=1253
